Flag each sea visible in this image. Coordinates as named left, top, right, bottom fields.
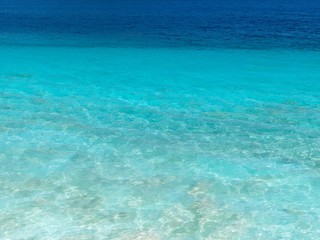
left=0, top=0, right=320, bottom=239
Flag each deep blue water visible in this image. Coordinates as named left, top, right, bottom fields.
left=1, top=0, right=320, bottom=49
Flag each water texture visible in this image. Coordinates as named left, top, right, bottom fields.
left=1, top=0, right=320, bottom=49
left=0, top=1, right=320, bottom=239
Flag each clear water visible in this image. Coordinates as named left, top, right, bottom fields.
left=1, top=1, right=320, bottom=239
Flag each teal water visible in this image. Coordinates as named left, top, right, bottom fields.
left=1, top=46, right=320, bottom=239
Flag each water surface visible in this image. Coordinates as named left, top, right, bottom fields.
left=1, top=1, right=320, bottom=239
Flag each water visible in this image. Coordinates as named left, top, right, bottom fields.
left=1, top=1, right=320, bottom=239
left=1, top=0, right=320, bottom=49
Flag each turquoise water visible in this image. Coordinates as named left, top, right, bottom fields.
left=1, top=46, right=320, bottom=239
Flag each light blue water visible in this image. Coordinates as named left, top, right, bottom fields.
left=1, top=46, right=320, bottom=239
left=1, top=0, right=320, bottom=238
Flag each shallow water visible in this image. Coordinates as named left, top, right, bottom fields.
left=1, top=0, right=320, bottom=238
left=0, top=46, right=320, bottom=239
